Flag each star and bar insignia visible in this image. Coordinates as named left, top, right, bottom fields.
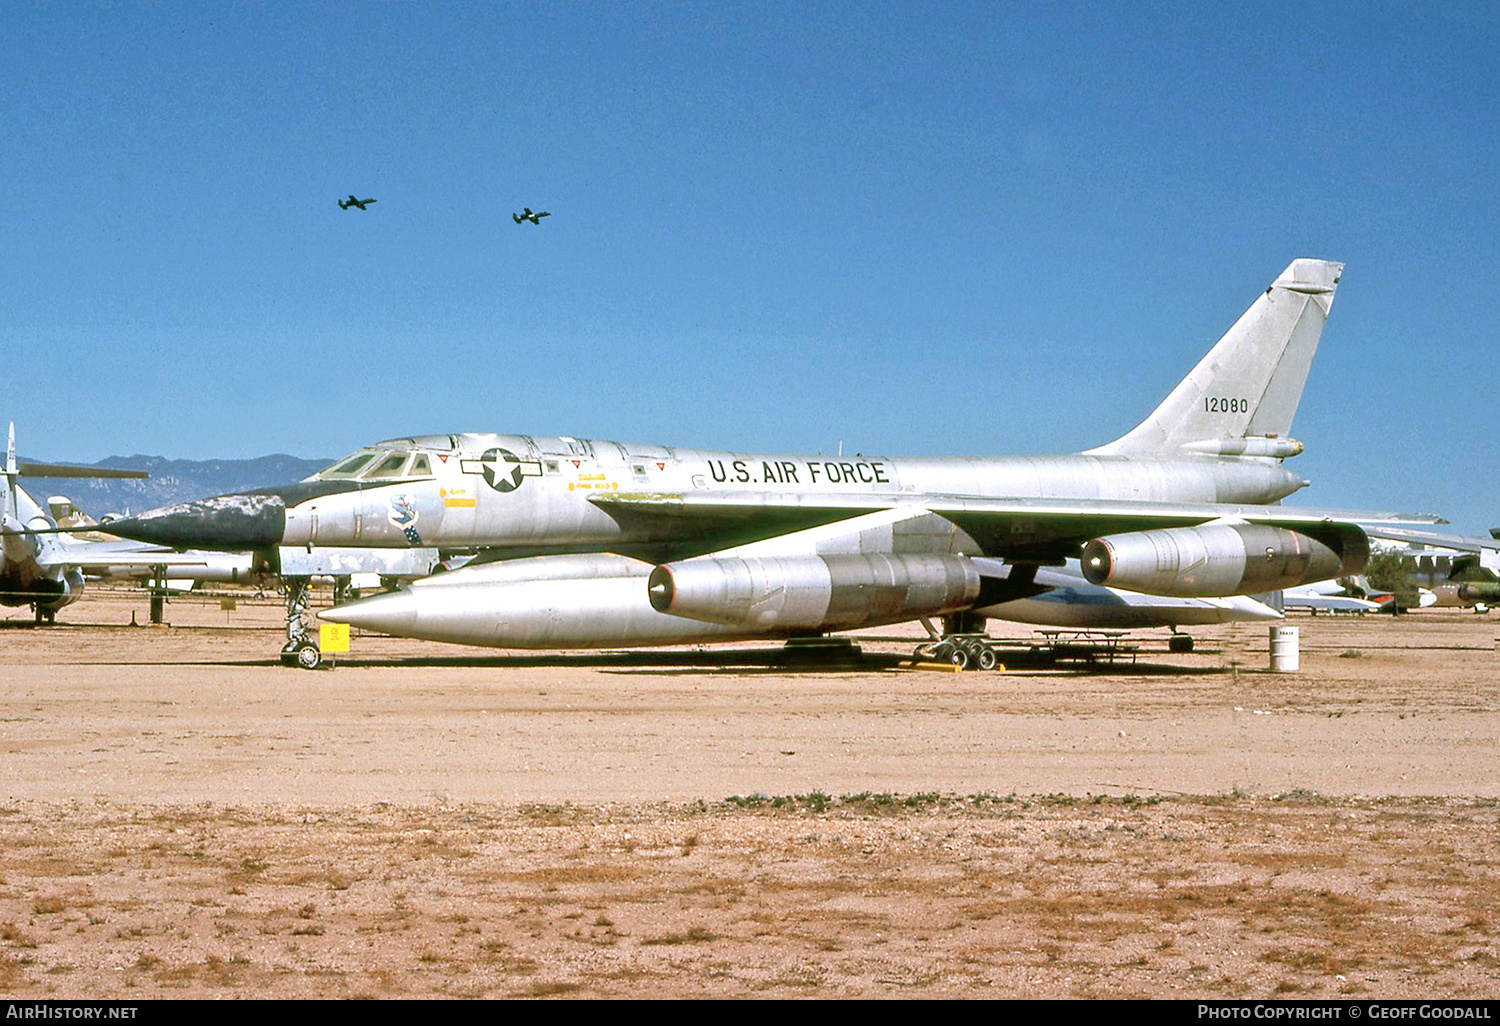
left=461, top=448, right=543, bottom=493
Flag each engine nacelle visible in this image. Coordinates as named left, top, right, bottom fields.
left=1080, top=523, right=1368, bottom=598
left=0, top=567, right=84, bottom=611
left=648, top=554, right=981, bottom=631
left=45, top=568, right=85, bottom=611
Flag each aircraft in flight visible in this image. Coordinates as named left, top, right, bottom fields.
left=512, top=208, right=550, bottom=225
left=339, top=196, right=376, bottom=211
left=97, top=259, right=1440, bottom=665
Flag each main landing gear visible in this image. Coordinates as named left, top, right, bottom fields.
left=919, top=635, right=1000, bottom=671
left=279, top=575, right=321, bottom=669
left=913, top=612, right=1002, bottom=671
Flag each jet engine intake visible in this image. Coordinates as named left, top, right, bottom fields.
left=648, top=553, right=980, bottom=631
left=1080, top=523, right=1368, bottom=597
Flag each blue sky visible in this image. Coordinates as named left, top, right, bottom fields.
left=5, top=2, right=1496, bottom=533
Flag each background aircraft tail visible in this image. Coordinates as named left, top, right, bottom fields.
left=3, top=424, right=17, bottom=527
left=1087, top=258, right=1343, bottom=457
left=3, top=423, right=149, bottom=543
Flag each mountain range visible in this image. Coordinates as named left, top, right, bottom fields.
left=21, top=454, right=331, bottom=518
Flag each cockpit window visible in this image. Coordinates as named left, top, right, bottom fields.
left=365, top=453, right=411, bottom=479
left=322, top=451, right=378, bottom=479
left=318, top=448, right=435, bottom=482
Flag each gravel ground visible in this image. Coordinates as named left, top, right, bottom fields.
left=2, top=588, right=1496, bottom=998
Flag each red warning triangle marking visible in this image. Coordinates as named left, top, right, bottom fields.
left=437, top=454, right=449, bottom=463
left=571, top=460, right=581, bottom=468
left=656, top=462, right=665, bottom=471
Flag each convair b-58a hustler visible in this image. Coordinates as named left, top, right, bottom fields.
left=98, top=259, right=1440, bottom=664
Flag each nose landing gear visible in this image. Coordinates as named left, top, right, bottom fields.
left=279, top=575, right=322, bottom=669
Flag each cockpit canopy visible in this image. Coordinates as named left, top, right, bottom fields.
left=314, top=447, right=434, bottom=483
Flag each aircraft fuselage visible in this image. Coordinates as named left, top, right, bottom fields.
left=264, top=432, right=1305, bottom=555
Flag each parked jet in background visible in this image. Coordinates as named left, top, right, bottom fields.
left=98, top=260, right=1439, bottom=662
left=1282, top=579, right=1384, bottom=614
left=0, top=425, right=214, bottom=622
left=1367, top=528, right=1500, bottom=612
left=1368, top=527, right=1500, bottom=572
left=338, top=196, right=376, bottom=210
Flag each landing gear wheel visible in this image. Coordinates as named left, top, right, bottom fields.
left=974, top=646, right=998, bottom=671
left=932, top=641, right=956, bottom=664
left=1168, top=634, right=1194, bottom=654
left=949, top=646, right=971, bottom=670
left=282, top=576, right=316, bottom=668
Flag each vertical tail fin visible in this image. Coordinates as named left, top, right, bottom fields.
left=2, top=424, right=25, bottom=568
left=3, top=423, right=16, bottom=525
left=1087, top=259, right=1343, bottom=456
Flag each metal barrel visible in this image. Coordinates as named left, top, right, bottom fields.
left=1269, top=625, right=1300, bottom=672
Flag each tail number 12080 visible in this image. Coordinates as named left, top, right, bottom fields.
left=1205, top=396, right=1248, bottom=413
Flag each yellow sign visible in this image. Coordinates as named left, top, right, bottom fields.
left=319, top=622, right=351, bottom=653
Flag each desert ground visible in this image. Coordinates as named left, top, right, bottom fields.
left=1, top=585, right=1497, bottom=999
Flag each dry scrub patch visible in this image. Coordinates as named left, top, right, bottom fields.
left=0, top=795, right=1496, bottom=999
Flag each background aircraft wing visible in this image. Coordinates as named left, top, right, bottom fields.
left=16, top=462, right=147, bottom=479
left=56, top=544, right=215, bottom=570
left=1359, top=526, right=1497, bottom=553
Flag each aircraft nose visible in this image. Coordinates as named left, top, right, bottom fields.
left=319, top=589, right=418, bottom=636
left=103, top=493, right=288, bottom=550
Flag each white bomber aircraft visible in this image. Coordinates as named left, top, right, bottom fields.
left=99, top=259, right=1439, bottom=664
